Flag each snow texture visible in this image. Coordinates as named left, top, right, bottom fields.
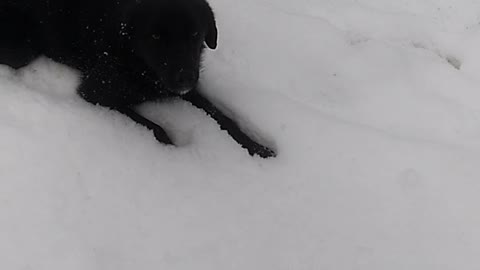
left=2, top=0, right=480, bottom=269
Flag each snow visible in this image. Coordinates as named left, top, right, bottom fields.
left=2, top=0, right=480, bottom=269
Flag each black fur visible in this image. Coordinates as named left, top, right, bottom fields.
left=0, top=0, right=276, bottom=158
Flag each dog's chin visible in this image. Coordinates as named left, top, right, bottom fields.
left=168, top=86, right=194, bottom=96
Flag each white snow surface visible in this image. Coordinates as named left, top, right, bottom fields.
left=2, top=0, right=480, bottom=269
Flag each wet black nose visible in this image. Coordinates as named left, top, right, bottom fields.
left=174, top=69, right=197, bottom=86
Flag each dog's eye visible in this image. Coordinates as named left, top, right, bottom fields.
left=152, top=34, right=161, bottom=40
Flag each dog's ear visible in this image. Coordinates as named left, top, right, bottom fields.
left=204, top=4, right=218, bottom=49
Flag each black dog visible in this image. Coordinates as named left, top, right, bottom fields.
left=0, top=0, right=275, bottom=158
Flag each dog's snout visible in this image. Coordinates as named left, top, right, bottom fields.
left=175, top=69, right=197, bottom=86
left=165, top=69, right=198, bottom=95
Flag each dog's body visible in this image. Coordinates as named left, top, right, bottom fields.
left=0, top=0, right=275, bottom=158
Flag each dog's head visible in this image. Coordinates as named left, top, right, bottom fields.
left=124, top=0, right=217, bottom=95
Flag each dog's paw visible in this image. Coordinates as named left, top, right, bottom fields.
left=153, top=128, right=174, bottom=145
left=247, top=143, right=277, bottom=159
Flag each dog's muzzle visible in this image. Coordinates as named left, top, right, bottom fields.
left=167, top=69, right=198, bottom=95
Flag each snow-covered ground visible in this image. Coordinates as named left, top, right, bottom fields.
left=2, top=0, right=480, bottom=269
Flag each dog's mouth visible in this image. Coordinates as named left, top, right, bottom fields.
left=152, top=78, right=195, bottom=96
left=167, top=85, right=194, bottom=96
left=148, top=68, right=198, bottom=96
left=167, top=68, right=198, bottom=95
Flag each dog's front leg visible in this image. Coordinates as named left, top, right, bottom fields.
left=183, top=90, right=276, bottom=158
left=77, top=60, right=174, bottom=146
left=117, top=107, right=174, bottom=145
